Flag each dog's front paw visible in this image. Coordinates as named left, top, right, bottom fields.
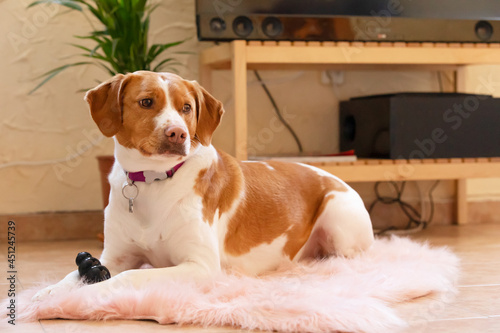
left=31, top=285, right=52, bottom=302
left=76, top=252, right=111, bottom=284
left=31, top=283, right=66, bottom=302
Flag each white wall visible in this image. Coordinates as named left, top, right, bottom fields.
left=1, top=0, right=499, bottom=214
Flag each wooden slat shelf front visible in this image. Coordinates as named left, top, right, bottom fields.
left=199, top=40, right=500, bottom=225
left=201, top=40, right=500, bottom=70
left=305, top=158, right=500, bottom=182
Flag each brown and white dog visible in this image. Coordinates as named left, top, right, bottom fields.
left=33, top=71, right=373, bottom=300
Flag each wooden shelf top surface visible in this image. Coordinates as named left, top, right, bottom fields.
left=307, top=157, right=500, bottom=166
left=201, top=40, right=500, bottom=69
left=301, top=157, right=500, bottom=182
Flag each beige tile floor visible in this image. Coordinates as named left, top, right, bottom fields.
left=1, top=223, right=499, bottom=332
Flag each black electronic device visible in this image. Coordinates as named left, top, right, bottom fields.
left=339, top=93, right=500, bottom=159
left=196, top=0, right=500, bottom=43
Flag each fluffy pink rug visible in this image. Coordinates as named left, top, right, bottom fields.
left=3, top=236, right=459, bottom=332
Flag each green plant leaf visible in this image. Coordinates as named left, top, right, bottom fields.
left=76, top=87, right=92, bottom=93
left=29, top=61, right=93, bottom=94
left=89, top=44, right=101, bottom=57
left=29, top=0, right=188, bottom=93
left=155, top=60, right=184, bottom=73
left=28, top=0, right=83, bottom=11
left=152, top=58, right=174, bottom=72
left=147, top=40, right=186, bottom=63
left=90, top=30, right=109, bottom=37
left=70, top=43, right=94, bottom=54
left=146, top=2, right=160, bottom=15
left=93, top=62, right=117, bottom=76
left=111, top=38, right=119, bottom=60
left=70, top=44, right=113, bottom=66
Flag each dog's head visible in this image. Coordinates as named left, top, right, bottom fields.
left=85, top=71, right=224, bottom=160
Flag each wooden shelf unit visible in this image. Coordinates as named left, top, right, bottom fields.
left=199, top=40, right=500, bottom=225
left=305, top=157, right=500, bottom=182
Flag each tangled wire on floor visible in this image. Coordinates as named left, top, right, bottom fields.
left=370, top=181, right=440, bottom=235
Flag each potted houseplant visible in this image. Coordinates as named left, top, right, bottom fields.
left=29, top=0, right=186, bottom=208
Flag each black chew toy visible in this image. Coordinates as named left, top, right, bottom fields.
left=78, top=257, right=101, bottom=276
left=75, top=252, right=92, bottom=266
left=84, top=265, right=111, bottom=284
left=75, top=252, right=111, bottom=284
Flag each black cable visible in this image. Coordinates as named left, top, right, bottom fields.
left=425, top=180, right=440, bottom=226
left=370, top=180, right=440, bottom=235
left=372, top=68, right=444, bottom=234
left=253, top=70, right=304, bottom=153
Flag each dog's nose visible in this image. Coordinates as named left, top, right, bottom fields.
left=165, top=126, right=187, bottom=144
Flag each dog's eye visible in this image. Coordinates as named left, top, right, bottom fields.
left=182, top=104, right=192, bottom=114
left=139, top=98, right=154, bottom=108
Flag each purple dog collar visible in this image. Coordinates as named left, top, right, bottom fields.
left=126, top=162, right=185, bottom=184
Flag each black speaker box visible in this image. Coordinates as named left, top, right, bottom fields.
left=196, top=0, right=500, bottom=43
left=339, top=93, right=500, bottom=159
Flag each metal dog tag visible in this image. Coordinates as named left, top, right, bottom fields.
left=122, top=182, right=139, bottom=214
left=128, top=198, right=134, bottom=213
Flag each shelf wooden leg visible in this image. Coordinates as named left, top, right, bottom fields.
left=198, top=59, right=212, bottom=92
left=455, top=67, right=470, bottom=225
left=232, top=40, right=248, bottom=160
left=456, top=179, right=468, bottom=225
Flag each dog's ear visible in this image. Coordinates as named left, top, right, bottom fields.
left=192, top=81, right=224, bottom=146
left=84, top=74, right=129, bottom=137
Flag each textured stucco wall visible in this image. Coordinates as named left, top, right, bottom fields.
left=1, top=0, right=499, bottom=214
